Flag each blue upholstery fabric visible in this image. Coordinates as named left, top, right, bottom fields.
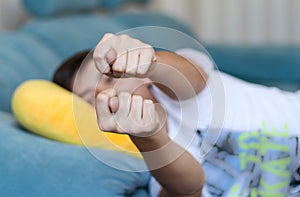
left=23, top=0, right=101, bottom=16
left=23, top=0, right=148, bottom=16
left=0, top=111, right=150, bottom=197
left=101, top=0, right=148, bottom=9
left=207, top=46, right=300, bottom=91
left=0, top=33, right=61, bottom=112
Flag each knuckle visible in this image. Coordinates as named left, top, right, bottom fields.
left=120, top=34, right=130, bottom=39
left=113, top=65, right=124, bottom=72
left=138, top=69, right=147, bottom=75
left=132, top=39, right=143, bottom=47
left=144, top=44, right=152, bottom=50
left=120, top=92, right=131, bottom=98
left=125, top=68, right=136, bottom=75
left=96, top=93, right=107, bottom=101
left=104, top=33, right=112, bottom=37
left=144, top=99, right=153, bottom=105
left=132, top=95, right=142, bottom=101
left=142, top=46, right=152, bottom=53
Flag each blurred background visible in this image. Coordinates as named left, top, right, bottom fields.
left=151, top=0, right=300, bottom=46
left=0, top=0, right=299, bottom=46
left=1, top=1, right=299, bottom=196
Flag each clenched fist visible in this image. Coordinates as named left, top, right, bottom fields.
left=93, top=33, right=156, bottom=78
left=95, top=88, right=165, bottom=137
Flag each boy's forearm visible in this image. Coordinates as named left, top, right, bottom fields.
left=150, top=51, right=207, bottom=100
left=130, top=129, right=205, bottom=196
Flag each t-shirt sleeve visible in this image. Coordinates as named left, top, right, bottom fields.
left=149, top=177, right=161, bottom=197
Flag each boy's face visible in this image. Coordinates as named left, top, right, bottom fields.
left=72, top=59, right=152, bottom=105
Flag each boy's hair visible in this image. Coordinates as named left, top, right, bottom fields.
left=52, top=50, right=90, bottom=91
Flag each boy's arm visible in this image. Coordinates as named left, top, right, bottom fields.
left=130, top=128, right=205, bottom=197
left=151, top=51, right=207, bottom=100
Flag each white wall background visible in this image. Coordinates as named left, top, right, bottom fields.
left=0, top=0, right=299, bottom=45
left=0, top=0, right=28, bottom=31
left=148, top=0, right=300, bottom=45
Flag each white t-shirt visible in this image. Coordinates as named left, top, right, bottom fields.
left=149, top=48, right=300, bottom=197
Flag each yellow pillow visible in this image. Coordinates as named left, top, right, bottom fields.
left=12, top=80, right=141, bottom=158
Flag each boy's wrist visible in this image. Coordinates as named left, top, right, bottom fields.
left=129, top=124, right=170, bottom=152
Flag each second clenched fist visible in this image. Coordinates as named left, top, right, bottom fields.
left=95, top=88, right=166, bottom=137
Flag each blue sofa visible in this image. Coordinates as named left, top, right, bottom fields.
left=1, top=9, right=300, bottom=197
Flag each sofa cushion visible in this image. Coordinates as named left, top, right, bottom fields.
left=23, top=0, right=148, bottom=16
left=207, top=46, right=300, bottom=91
left=0, top=110, right=150, bottom=196
left=0, top=32, right=61, bottom=112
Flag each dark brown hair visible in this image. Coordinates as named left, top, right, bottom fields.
left=52, top=50, right=90, bottom=91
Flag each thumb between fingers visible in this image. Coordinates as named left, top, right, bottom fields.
left=105, top=48, right=117, bottom=66
left=109, top=96, right=119, bottom=113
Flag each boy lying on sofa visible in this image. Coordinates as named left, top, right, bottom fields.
left=50, top=33, right=300, bottom=196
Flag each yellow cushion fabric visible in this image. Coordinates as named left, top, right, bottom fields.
left=12, top=80, right=141, bottom=158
